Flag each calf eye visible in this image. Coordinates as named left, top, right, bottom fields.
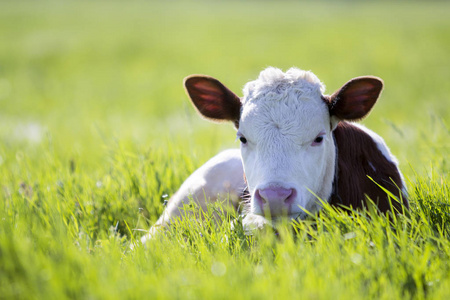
left=239, top=136, right=248, bottom=144
left=311, top=132, right=326, bottom=146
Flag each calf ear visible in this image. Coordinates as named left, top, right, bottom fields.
left=184, top=75, right=241, bottom=126
left=329, top=76, right=383, bottom=127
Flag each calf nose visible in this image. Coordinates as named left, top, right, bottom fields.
left=255, top=187, right=296, bottom=217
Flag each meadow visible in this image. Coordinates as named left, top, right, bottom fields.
left=0, top=1, right=449, bottom=299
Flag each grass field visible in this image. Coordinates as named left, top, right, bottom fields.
left=0, top=1, right=449, bottom=299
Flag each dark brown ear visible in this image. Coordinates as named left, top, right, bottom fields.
left=329, top=76, right=383, bottom=121
left=184, top=75, right=241, bottom=125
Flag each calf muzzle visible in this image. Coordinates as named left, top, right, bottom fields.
left=254, top=186, right=297, bottom=217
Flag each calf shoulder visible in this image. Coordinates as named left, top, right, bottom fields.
left=331, top=122, right=408, bottom=212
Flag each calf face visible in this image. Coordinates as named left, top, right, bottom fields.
left=184, top=68, right=383, bottom=222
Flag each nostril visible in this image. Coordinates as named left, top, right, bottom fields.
left=284, top=188, right=296, bottom=205
left=254, top=189, right=266, bottom=205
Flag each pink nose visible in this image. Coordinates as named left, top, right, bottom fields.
left=254, top=187, right=296, bottom=217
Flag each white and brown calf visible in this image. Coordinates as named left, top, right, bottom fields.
left=141, top=67, right=408, bottom=244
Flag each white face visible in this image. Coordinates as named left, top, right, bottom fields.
left=185, top=67, right=383, bottom=225
left=237, top=68, right=336, bottom=221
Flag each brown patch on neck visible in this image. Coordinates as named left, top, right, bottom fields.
left=331, top=122, right=408, bottom=212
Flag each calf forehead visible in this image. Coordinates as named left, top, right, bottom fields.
left=241, top=96, right=328, bottom=138
left=241, top=67, right=329, bottom=139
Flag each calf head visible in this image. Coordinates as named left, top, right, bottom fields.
left=185, top=67, right=383, bottom=224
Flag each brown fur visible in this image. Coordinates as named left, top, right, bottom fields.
left=330, top=122, right=408, bottom=212
left=184, top=75, right=241, bottom=124
left=329, top=77, right=383, bottom=121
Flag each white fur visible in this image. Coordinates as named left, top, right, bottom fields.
left=140, top=149, right=246, bottom=243
left=238, top=68, right=336, bottom=227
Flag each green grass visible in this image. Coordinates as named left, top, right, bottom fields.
left=0, top=1, right=449, bottom=299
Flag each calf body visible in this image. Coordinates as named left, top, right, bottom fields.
left=141, top=68, right=407, bottom=243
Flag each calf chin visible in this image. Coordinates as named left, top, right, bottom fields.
left=242, top=210, right=310, bottom=234
left=242, top=213, right=272, bottom=233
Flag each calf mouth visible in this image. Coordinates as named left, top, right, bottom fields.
left=241, top=211, right=309, bottom=235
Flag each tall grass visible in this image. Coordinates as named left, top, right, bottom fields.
left=0, top=1, right=449, bottom=299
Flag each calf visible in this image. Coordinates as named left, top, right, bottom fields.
left=141, top=67, right=407, bottom=243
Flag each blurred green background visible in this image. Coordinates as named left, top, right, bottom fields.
left=1, top=1, right=448, bottom=175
